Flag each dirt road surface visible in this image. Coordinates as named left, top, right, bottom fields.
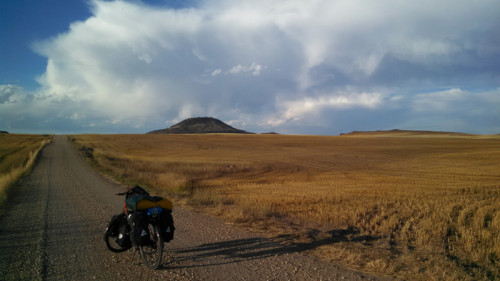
left=0, top=136, right=390, bottom=280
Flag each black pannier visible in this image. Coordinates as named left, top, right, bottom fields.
left=158, top=210, right=175, bottom=242
left=117, top=223, right=131, bottom=248
left=128, top=211, right=150, bottom=246
left=107, top=213, right=131, bottom=249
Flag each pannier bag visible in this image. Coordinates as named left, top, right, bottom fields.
left=158, top=210, right=175, bottom=242
left=106, top=214, right=123, bottom=237
left=129, top=208, right=175, bottom=244
left=107, top=213, right=131, bottom=249
left=117, top=223, right=132, bottom=248
left=128, top=211, right=149, bottom=247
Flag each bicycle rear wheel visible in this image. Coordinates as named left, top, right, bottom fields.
left=139, top=222, right=163, bottom=269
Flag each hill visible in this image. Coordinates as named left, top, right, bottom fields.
left=147, top=117, right=251, bottom=134
left=340, top=129, right=474, bottom=137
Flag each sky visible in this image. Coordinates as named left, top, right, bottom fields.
left=1, top=0, right=499, bottom=135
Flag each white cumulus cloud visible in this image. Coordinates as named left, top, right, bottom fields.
left=270, top=91, right=383, bottom=126
left=1, top=0, right=499, bottom=134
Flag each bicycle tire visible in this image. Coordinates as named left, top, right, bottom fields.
left=104, top=227, right=129, bottom=253
left=139, top=222, right=163, bottom=269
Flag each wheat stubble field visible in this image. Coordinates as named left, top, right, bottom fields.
left=70, top=132, right=500, bottom=280
left=0, top=134, right=52, bottom=204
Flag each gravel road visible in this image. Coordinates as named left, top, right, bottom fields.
left=0, top=136, right=391, bottom=280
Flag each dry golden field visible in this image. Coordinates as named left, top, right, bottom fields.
left=0, top=134, right=52, bottom=204
left=70, top=133, right=500, bottom=280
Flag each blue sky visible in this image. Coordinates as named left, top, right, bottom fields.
left=1, top=0, right=499, bottom=135
left=1, top=0, right=91, bottom=89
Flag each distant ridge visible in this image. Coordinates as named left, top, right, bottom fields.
left=147, top=117, right=251, bottom=134
left=340, top=129, right=474, bottom=136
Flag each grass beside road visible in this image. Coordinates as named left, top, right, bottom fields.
left=70, top=133, right=500, bottom=280
left=0, top=134, right=52, bottom=205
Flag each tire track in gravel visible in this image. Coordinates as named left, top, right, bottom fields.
left=0, top=135, right=391, bottom=280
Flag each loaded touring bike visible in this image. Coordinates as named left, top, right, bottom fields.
left=104, top=186, right=174, bottom=269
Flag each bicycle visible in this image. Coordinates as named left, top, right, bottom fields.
left=104, top=187, right=173, bottom=270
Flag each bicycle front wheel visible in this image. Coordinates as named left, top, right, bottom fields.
left=139, top=222, right=163, bottom=269
left=104, top=226, right=130, bottom=253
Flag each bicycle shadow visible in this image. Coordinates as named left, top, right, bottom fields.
left=163, top=227, right=381, bottom=270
